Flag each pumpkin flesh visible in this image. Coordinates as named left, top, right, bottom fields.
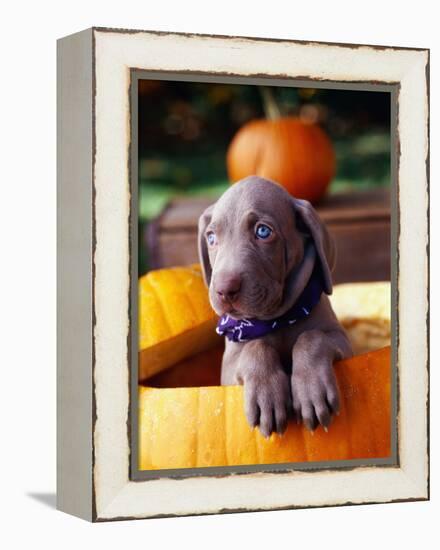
left=330, top=281, right=391, bottom=354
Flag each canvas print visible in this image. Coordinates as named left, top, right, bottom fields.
left=136, top=79, right=393, bottom=472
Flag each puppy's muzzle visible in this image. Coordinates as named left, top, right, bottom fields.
left=214, top=272, right=242, bottom=304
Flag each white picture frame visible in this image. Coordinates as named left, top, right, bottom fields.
left=57, top=27, right=429, bottom=521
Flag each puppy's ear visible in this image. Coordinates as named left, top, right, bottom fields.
left=197, top=203, right=215, bottom=286
left=292, top=198, right=336, bottom=295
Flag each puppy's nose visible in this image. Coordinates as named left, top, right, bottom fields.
left=216, top=274, right=242, bottom=303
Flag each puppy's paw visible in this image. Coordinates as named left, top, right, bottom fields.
left=291, top=362, right=340, bottom=432
left=244, top=369, right=291, bottom=438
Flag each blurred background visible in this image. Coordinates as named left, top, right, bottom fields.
left=138, top=80, right=391, bottom=279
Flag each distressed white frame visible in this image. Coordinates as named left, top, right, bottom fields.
left=58, top=28, right=429, bottom=522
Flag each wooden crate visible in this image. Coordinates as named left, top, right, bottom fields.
left=145, top=188, right=391, bottom=284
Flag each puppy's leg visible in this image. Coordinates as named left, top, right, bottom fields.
left=291, top=329, right=352, bottom=431
left=236, top=340, right=291, bottom=438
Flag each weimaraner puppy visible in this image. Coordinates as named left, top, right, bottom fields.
left=198, top=176, right=352, bottom=437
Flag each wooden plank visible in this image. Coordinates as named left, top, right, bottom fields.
left=147, top=189, right=391, bottom=283
left=151, top=220, right=391, bottom=284
left=317, top=188, right=390, bottom=223
left=160, top=197, right=212, bottom=230
left=330, top=221, right=391, bottom=284
left=154, top=232, right=199, bottom=268
left=159, top=189, right=390, bottom=231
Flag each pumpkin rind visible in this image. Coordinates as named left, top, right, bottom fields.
left=138, top=264, right=220, bottom=380
left=227, top=117, right=336, bottom=203
left=139, top=347, right=391, bottom=470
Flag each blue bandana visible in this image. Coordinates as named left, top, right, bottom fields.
left=216, top=267, right=324, bottom=343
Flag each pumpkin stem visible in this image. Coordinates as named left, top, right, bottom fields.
left=260, top=86, right=282, bottom=120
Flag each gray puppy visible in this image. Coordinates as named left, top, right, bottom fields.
left=198, top=176, right=352, bottom=437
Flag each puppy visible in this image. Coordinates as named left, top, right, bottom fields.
left=198, top=176, right=352, bottom=437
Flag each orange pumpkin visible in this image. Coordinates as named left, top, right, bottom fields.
left=139, top=347, right=391, bottom=470
left=226, top=117, right=336, bottom=203
left=138, top=264, right=220, bottom=381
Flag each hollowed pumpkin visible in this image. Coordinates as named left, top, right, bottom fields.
left=139, top=346, right=391, bottom=470
left=226, top=117, right=336, bottom=203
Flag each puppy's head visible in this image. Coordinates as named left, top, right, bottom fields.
left=198, top=176, right=335, bottom=320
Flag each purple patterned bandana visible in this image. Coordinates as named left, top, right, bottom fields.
left=216, top=267, right=324, bottom=343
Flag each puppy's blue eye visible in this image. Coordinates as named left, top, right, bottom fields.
left=206, top=231, right=217, bottom=246
left=255, top=224, right=272, bottom=240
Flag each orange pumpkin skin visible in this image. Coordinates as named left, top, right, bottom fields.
left=138, top=264, right=220, bottom=381
left=139, top=347, right=391, bottom=470
left=227, top=117, right=336, bottom=203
